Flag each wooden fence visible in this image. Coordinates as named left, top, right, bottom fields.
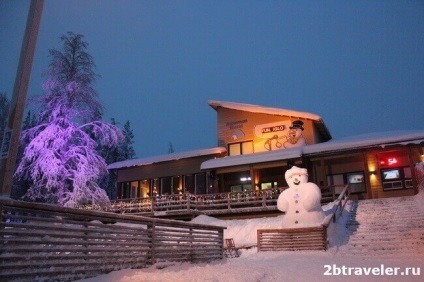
left=256, top=185, right=350, bottom=252
left=257, top=226, right=328, bottom=251
left=0, top=198, right=225, bottom=282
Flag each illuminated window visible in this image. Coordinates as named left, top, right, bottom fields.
left=229, top=141, right=253, bottom=156
left=141, top=180, right=150, bottom=198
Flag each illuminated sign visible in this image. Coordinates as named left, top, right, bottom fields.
left=254, top=121, right=291, bottom=138
left=261, top=125, right=285, bottom=134
left=380, top=157, right=398, bottom=166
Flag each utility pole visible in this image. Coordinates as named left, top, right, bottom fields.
left=0, top=0, right=44, bottom=197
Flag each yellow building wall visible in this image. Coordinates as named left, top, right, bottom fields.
left=216, top=107, right=320, bottom=153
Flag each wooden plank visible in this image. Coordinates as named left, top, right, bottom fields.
left=257, top=226, right=327, bottom=252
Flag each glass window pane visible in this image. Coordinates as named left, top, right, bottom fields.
left=242, top=141, right=253, bottom=155
left=195, top=173, right=206, bottom=194
left=130, top=181, right=138, bottom=198
left=229, top=143, right=241, bottom=156
left=152, top=179, right=159, bottom=197
left=141, top=180, right=150, bottom=198
left=184, top=175, right=195, bottom=194
left=173, top=176, right=181, bottom=194
left=162, top=177, right=172, bottom=195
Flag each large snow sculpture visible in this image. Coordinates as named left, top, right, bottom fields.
left=277, top=166, right=325, bottom=228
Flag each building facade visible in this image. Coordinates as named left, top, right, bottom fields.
left=109, top=100, right=424, bottom=201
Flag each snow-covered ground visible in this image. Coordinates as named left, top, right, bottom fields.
left=81, top=171, right=424, bottom=282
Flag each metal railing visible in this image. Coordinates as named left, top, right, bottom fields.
left=323, top=184, right=350, bottom=226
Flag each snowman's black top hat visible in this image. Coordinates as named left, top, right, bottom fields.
left=290, top=120, right=304, bottom=130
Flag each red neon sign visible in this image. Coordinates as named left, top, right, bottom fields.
left=380, top=157, right=398, bottom=166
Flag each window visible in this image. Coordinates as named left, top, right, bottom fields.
left=130, top=181, right=139, bottom=198
left=184, top=175, right=195, bottom=194
left=228, top=141, right=253, bottom=156
left=161, top=177, right=172, bottom=195
left=152, top=179, right=159, bottom=197
left=172, top=176, right=181, bottom=194
left=195, top=173, right=207, bottom=195
left=346, top=172, right=366, bottom=193
left=141, top=180, right=150, bottom=198
left=327, top=172, right=366, bottom=194
left=260, top=182, right=278, bottom=190
left=381, top=167, right=412, bottom=191
left=231, top=184, right=252, bottom=192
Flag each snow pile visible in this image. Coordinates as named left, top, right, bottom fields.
left=192, top=214, right=283, bottom=247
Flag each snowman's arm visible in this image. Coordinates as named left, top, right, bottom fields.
left=277, top=192, right=289, bottom=212
left=303, top=183, right=322, bottom=211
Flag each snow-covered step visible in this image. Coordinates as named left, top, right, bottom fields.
left=336, top=194, right=424, bottom=257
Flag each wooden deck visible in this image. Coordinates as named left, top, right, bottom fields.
left=107, top=186, right=339, bottom=219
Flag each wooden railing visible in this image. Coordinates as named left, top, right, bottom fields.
left=108, top=187, right=287, bottom=216
left=0, top=198, right=225, bottom=282
left=108, top=185, right=340, bottom=216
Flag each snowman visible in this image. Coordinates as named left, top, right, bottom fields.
left=277, top=166, right=325, bottom=228
left=283, top=120, right=306, bottom=148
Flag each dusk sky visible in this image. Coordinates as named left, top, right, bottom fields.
left=1, top=0, right=423, bottom=158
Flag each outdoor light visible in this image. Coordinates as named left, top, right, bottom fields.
left=240, top=177, right=251, bottom=182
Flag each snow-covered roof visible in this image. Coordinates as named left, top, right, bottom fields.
left=200, top=130, right=424, bottom=170
left=108, top=147, right=227, bottom=169
left=208, top=100, right=322, bottom=120
left=303, top=130, right=424, bottom=155
left=201, top=147, right=302, bottom=170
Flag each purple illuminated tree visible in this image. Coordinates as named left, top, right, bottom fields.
left=15, top=32, right=122, bottom=208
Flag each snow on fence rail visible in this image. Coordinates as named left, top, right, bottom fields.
left=0, top=198, right=225, bottom=282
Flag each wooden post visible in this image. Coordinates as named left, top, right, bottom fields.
left=0, top=0, right=44, bottom=197
left=147, top=222, right=156, bottom=265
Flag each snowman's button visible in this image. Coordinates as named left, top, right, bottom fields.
left=296, top=210, right=299, bottom=213
left=295, top=200, right=298, bottom=204
left=295, top=220, right=298, bottom=224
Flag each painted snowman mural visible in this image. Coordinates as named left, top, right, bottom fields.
left=277, top=166, right=325, bottom=228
